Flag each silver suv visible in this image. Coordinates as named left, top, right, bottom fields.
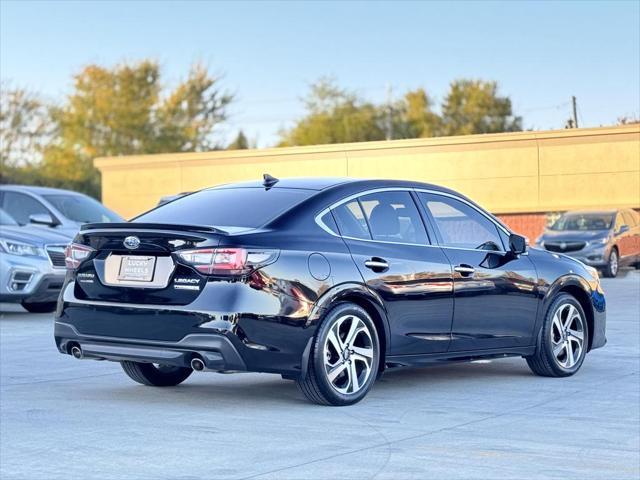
left=0, top=186, right=122, bottom=312
left=0, top=185, right=122, bottom=237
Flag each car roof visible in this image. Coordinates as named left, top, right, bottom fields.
left=211, top=176, right=456, bottom=193
left=0, top=184, right=85, bottom=196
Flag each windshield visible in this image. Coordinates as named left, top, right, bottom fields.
left=43, top=194, right=122, bottom=223
left=135, top=187, right=314, bottom=229
left=550, top=213, right=614, bottom=231
left=0, top=208, right=18, bottom=226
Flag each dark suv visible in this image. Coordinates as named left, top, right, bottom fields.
left=55, top=177, right=606, bottom=405
left=536, top=209, right=640, bottom=277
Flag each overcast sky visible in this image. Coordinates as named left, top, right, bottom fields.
left=2, top=0, right=639, bottom=147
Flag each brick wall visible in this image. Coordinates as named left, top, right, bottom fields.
left=497, top=213, right=548, bottom=243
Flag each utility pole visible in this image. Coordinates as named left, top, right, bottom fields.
left=386, top=83, right=393, bottom=140
left=571, top=96, right=579, bottom=128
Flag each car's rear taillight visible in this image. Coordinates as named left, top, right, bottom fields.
left=175, top=248, right=278, bottom=276
left=64, top=243, right=95, bottom=270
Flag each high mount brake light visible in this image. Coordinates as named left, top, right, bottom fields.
left=65, top=243, right=95, bottom=270
left=176, top=248, right=278, bottom=275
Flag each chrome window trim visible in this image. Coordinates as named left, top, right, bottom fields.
left=314, top=186, right=513, bottom=252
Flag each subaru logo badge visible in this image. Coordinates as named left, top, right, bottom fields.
left=560, top=242, right=567, bottom=250
left=123, top=236, right=141, bottom=250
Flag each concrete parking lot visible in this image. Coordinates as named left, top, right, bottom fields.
left=1, top=272, right=638, bottom=480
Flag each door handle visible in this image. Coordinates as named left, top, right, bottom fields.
left=364, top=258, right=389, bottom=271
left=454, top=264, right=475, bottom=276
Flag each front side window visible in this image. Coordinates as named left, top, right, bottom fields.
left=1, top=192, right=51, bottom=225
left=419, top=193, right=504, bottom=250
left=623, top=210, right=639, bottom=227
left=0, top=208, right=18, bottom=226
left=614, top=213, right=626, bottom=232
left=358, top=191, right=429, bottom=244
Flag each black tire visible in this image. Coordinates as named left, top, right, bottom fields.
left=21, top=301, right=57, bottom=313
left=526, top=293, right=589, bottom=377
left=121, top=361, right=193, bottom=387
left=296, top=302, right=380, bottom=406
left=602, top=248, right=619, bottom=278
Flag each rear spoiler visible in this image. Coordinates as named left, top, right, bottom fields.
left=80, top=222, right=226, bottom=234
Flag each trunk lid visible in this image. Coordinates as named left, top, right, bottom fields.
left=73, top=223, right=226, bottom=305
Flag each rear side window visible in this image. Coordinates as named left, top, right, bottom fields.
left=332, top=200, right=370, bottom=240
left=358, top=191, right=429, bottom=244
left=135, top=188, right=314, bottom=229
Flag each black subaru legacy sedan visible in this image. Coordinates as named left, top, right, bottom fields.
left=55, top=177, right=606, bottom=406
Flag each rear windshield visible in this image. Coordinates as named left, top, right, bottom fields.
left=134, top=188, right=314, bottom=229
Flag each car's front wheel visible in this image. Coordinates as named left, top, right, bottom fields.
left=602, top=248, right=619, bottom=278
left=121, top=361, right=193, bottom=387
left=296, top=303, right=379, bottom=406
left=526, top=293, right=589, bottom=377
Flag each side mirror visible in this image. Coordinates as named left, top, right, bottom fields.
left=29, top=213, right=57, bottom=227
left=509, top=233, right=527, bottom=255
left=617, top=225, right=629, bottom=235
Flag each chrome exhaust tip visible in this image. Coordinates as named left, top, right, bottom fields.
left=191, top=358, right=205, bottom=371
left=70, top=345, right=83, bottom=359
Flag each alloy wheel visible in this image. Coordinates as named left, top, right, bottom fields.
left=550, top=303, right=585, bottom=369
left=323, top=314, right=374, bottom=394
left=610, top=250, right=619, bottom=276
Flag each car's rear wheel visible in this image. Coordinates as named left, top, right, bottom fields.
left=526, top=293, right=589, bottom=377
left=21, top=301, right=57, bottom=313
left=296, top=303, right=379, bottom=406
left=121, top=361, right=193, bottom=386
left=602, top=248, right=619, bottom=278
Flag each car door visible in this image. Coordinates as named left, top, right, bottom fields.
left=417, top=191, right=539, bottom=352
left=330, top=190, right=454, bottom=355
left=615, top=211, right=634, bottom=263
left=622, top=210, right=640, bottom=263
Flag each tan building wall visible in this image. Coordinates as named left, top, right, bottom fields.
left=95, top=125, right=640, bottom=240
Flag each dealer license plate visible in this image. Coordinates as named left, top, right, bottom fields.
left=117, top=256, right=156, bottom=282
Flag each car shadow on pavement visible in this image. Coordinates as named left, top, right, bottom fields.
left=84, top=360, right=534, bottom=408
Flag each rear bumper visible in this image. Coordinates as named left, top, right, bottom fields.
left=54, top=281, right=317, bottom=376
left=55, top=321, right=247, bottom=371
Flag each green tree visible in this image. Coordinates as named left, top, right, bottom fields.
left=441, top=80, right=522, bottom=136
left=0, top=84, right=53, bottom=169
left=227, top=130, right=249, bottom=149
left=391, top=88, right=442, bottom=139
left=41, top=60, right=233, bottom=196
left=278, top=77, right=386, bottom=146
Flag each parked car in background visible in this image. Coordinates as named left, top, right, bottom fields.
left=0, top=185, right=123, bottom=236
left=55, top=177, right=606, bottom=405
left=0, top=208, right=72, bottom=312
left=536, top=209, right=640, bottom=277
